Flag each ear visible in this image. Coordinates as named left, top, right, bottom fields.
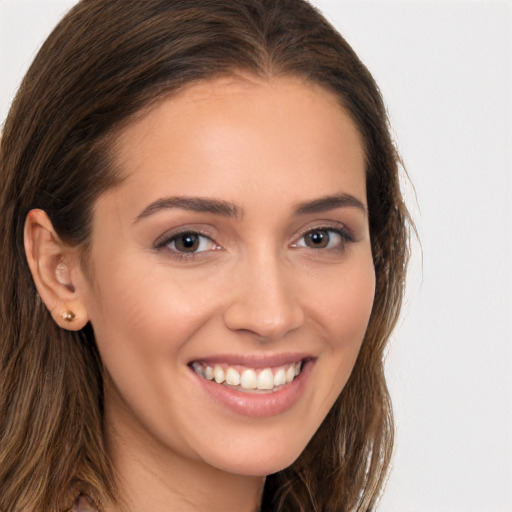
left=24, top=209, right=90, bottom=331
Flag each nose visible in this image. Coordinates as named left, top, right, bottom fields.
left=222, top=253, right=305, bottom=341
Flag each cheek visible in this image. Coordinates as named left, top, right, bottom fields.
left=84, top=264, right=221, bottom=436
left=314, top=256, right=376, bottom=345
left=89, top=267, right=216, bottom=358
left=309, top=255, right=375, bottom=398
left=84, top=257, right=234, bottom=419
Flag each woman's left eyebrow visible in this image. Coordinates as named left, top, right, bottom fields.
left=293, top=194, right=367, bottom=216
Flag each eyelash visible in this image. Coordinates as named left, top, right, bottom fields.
left=292, top=226, right=354, bottom=252
left=154, top=229, right=220, bottom=260
left=154, top=225, right=354, bottom=260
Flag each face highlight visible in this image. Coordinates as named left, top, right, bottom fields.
left=77, top=76, right=375, bottom=478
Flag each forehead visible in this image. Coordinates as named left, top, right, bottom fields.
left=105, top=75, right=367, bottom=215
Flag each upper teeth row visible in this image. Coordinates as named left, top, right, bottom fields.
left=192, top=362, right=302, bottom=390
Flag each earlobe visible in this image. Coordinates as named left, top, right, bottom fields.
left=24, top=209, right=90, bottom=331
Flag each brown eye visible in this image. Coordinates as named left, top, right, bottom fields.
left=304, top=230, right=330, bottom=249
left=156, top=230, right=219, bottom=257
left=174, top=233, right=200, bottom=252
left=294, top=228, right=350, bottom=252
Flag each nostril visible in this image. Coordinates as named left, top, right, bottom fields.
left=222, top=263, right=305, bottom=339
left=223, top=301, right=304, bottom=340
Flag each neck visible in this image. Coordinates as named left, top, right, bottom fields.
left=103, top=394, right=265, bottom=512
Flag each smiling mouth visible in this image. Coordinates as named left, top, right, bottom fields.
left=190, top=360, right=304, bottom=393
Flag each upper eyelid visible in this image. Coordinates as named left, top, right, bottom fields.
left=293, top=222, right=354, bottom=241
left=153, top=221, right=354, bottom=249
left=154, top=232, right=220, bottom=261
left=295, top=229, right=350, bottom=245
left=153, top=227, right=218, bottom=249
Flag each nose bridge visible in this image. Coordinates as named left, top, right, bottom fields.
left=223, top=245, right=304, bottom=340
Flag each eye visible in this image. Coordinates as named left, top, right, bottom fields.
left=294, top=228, right=351, bottom=250
left=157, top=231, right=219, bottom=255
left=303, top=229, right=333, bottom=249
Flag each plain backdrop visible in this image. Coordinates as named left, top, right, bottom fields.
left=1, top=1, right=511, bottom=511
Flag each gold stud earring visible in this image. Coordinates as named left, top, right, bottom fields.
left=62, top=311, right=76, bottom=322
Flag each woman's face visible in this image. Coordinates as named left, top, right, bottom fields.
left=78, top=76, right=375, bottom=477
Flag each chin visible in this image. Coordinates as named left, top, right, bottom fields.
left=196, top=430, right=311, bottom=477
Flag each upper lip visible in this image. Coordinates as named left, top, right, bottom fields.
left=188, top=352, right=314, bottom=368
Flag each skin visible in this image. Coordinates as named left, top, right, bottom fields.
left=25, top=76, right=375, bottom=512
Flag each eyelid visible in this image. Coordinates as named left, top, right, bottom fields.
left=291, top=222, right=354, bottom=245
left=152, top=221, right=355, bottom=261
left=153, top=227, right=221, bottom=255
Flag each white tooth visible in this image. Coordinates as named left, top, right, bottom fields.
left=204, top=366, right=214, bottom=380
left=240, top=369, right=257, bottom=389
left=273, top=368, right=286, bottom=387
left=225, top=367, right=241, bottom=386
left=192, top=362, right=203, bottom=375
left=295, top=361, right=302, bottom=376
left=286, top=366, right=295, bottom=383
left=257, top=368, right=274, bottom=390
left=213, top=365, right=225, bottom=384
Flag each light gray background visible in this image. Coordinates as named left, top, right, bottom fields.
left=1, top=1, right=511, bottom=511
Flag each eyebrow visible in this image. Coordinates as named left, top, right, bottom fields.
left=294, top=194, right=367, bottom=215
left=134, top=196, right=240, bottom=222
left=134, top=192, right=366, bottom=223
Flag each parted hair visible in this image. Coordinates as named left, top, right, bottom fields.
left=0, top=1, right=411, bottom=510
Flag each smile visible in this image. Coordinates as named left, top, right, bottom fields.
left=191, top=361, right=303, bottom=393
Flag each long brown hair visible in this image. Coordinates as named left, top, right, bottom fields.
left=0, top=1, right=411, bottom=510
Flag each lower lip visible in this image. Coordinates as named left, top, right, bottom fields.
left=189, top=360, right=314, bottom=419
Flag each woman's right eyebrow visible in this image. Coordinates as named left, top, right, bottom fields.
left=134, top=196, right=241, bottom=223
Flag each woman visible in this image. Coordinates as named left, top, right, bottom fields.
left=0, top=1, right=411, bottom=511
